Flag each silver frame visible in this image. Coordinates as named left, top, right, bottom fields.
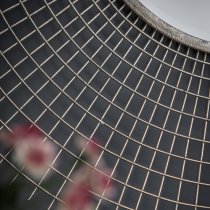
left=124, top=0, right=210, bottom=53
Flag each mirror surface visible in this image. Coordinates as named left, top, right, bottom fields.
left=140, top=0, right=210, bottom=41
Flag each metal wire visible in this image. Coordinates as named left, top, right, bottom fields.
left=0, top=0, right=210, bottom=210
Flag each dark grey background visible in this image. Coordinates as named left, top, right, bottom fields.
left=1, top=0, right=210, bottom=210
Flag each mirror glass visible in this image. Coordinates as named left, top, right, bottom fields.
left=140, top=0, right=210, bottom=41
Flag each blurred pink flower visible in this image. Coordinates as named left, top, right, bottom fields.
left=0, top=124, right=56, bottom=179
left=13, top=137, right=56, bottom=179
left=58, top=164, right=115, bottom=210
left=75, top=136, right=116, bottom=198
left=58, top=165, right=94, bottom=210
left=59, top=183, right=94, bottom=210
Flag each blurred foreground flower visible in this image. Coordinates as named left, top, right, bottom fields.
left=13, top=137, right=56, bottom=179
left=89, top=167, right=115, bottom=199
left=58, top=136, right=116, bottom=210
left=58, top=185, right=94, bottom=210
left=75, top=136, right=115, bottom=197
left=58, top=165, right=115, bottom=210
left=0, top=124, right=56, bottom=179
left=75, top=136, right=102, bottom=165
left=58, top=166, right=94, bottom=210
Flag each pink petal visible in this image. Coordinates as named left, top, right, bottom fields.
left=65, top=184, right=91, bottom=208
left=0, top=124, right=43, bottom=146
left=13, top=138, right=56, bottom=179
left=87, top=138, right=101, bottom=154
left=89, top=168, right=115, bottom=198
left=26, top=147, right=46, bottom=166
left=12, top=124, right=43, bottom=139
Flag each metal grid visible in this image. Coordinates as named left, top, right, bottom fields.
left=0, top=0, right=210, bottom=209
